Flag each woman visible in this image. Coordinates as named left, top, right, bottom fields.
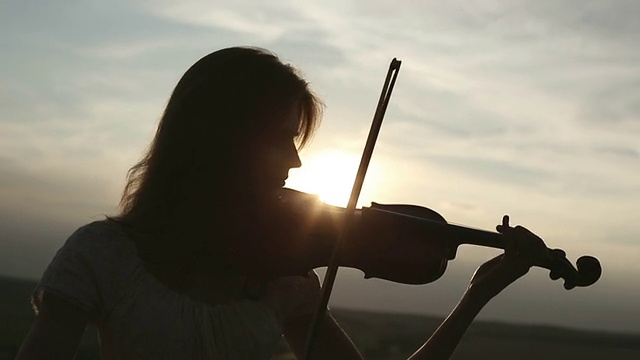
left=18, top=46, right=552, bottom=359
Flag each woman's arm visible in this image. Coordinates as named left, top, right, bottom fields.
left=408, top=290, right=486, bottom=360
left=408, top=216, right=552, bottom=359
left=17, top=292, right=89, bottom=359
left=408, top=255, right=519, bottom=360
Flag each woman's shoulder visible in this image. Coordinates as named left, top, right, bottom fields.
left=62, top=219, right=136, bottom=256
left=33, top=219, right=140, bottom=317
left=68, top=218, right=129, bottom=241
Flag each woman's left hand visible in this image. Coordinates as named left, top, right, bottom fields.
left=465, top=215, right=553, bottom=302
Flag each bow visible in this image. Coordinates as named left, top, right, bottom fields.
left=303, top=58, right=402, bottom=359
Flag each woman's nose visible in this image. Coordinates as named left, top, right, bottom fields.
left=289, top=148, right=302, bottom=169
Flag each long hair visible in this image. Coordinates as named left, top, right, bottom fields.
left=114, top=47, right=323, bottom=285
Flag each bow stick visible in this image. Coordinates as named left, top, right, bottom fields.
left=303, top=58, right=402, bottom=359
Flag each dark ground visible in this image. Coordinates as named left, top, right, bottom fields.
left=2, top=276, right=639, bottom=359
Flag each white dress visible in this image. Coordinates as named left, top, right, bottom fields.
left=32, top=220, right=283, bottom=359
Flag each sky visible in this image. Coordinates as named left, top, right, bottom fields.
left=1, top=0, right=639, bottom=334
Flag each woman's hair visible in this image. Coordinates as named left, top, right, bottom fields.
left=116, top=47, right=323, bottom=230
left=112, top=47, right=323, bottom=288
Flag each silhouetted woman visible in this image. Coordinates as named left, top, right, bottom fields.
left=18, top=47, right=552, bottom=359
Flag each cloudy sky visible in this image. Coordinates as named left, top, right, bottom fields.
left=1, top=0, right=639, bottom=334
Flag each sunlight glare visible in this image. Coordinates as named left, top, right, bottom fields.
left=286, top=150, right=373, bottom=207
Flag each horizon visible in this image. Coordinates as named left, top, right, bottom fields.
left=1, top=274, right=638, bottom=338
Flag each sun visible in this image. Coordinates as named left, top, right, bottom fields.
left=285, top=150, right=376, bottom=207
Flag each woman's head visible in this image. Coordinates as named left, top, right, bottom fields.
left=118, top=47, right=323, bottom=227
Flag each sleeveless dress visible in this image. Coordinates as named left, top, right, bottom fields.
left=32, top=220, right=283, bottom=359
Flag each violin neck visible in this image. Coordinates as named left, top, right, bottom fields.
left=445, top=222, right=506, bottom=250
left=362, top=204, right=506, bottom=252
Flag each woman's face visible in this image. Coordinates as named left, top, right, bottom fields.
left=245, top=101, right=302, bottom=195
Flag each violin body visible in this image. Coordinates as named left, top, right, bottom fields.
left=229, top=188, right=601, bottom=289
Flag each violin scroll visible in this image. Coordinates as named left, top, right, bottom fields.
left=548, top=250, right=602, bottom=290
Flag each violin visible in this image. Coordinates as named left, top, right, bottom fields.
left=232, top=188, right=601, bottom=291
